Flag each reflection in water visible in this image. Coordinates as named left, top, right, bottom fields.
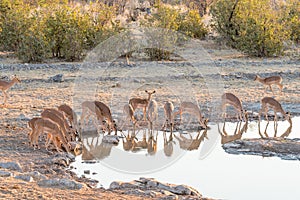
left=174, top=129, right=208, bottom=151
left=258, top=113, right=292, bottom=138
left=82, top=130, right=117, bottom=161
left=73, top=117, right=300, bottom=200
left=163, top=131, right=174, bottom=157
left=81, top=113, right=293, bottom=161
left=218, top=113, right=248, bottom=144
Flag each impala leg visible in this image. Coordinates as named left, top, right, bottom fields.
left=3, top=91, right=8, bottom=105
left=264, top=120, right=269, bottom=138
left=222, top=121, right=228, bottom=136
left=234, top=121, right=241, bottom=135
left=274, top=113, right=278, bottom=137
left=170, top=123, right=173, bottom=137
left=143, top=107, right=147, bottom=121
left=269, top=85, right=274, bottom=95
left=278, top=83, right=283, bottom=94
left=258, top=114, right=264, bottom=138
left=45, top=133, right=52, bottom=150
left=264, top=86, right=268, bottom=93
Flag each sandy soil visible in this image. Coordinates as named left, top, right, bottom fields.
left=0, top=40, right=299, bottom=199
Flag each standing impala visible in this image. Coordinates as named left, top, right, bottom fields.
left=162, top=101, right=174, bottom=131
left=254, top=75, right=283, bottom=94
left=221, top=92, right=246, bottom=122
left=0, top=75, right=21, bottom=105
left=129, top=90, right=155, bottom=121
left=147, top=99, right=158, bottom=130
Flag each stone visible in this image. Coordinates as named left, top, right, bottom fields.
left=144, top=190, right=158, bottom=198
left=222, top=138, right=300, bottom=161
left=109, top=181, right=121, bottom=189
left=52, top=153, right=75, bottom=167
left=49, top=74, right=64, bottom=82
left=0, top=162, right=22, bottom=172
left=27, top=171, right=47, bottom=181
left=158, top=195, right=178, bottom=200
left=18, top=114, right=29, bottom=121
left=102, top=135, right=119, bottom=144
left=147, top=180, right=159, bottom=188
left=83, top=170, right=90, bottom=175
left=14, top=175, right=34, bottom=182
left=38, top=178, right=83, bottom=190
left=0, top=170, right=13, bottom=177
left=124, top=189, right=145, bottom=196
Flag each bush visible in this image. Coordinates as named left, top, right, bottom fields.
left=141, top=4, right=207, bottom=60
left=179, top=9, right=208, bottom=39
left=0, top=0, right=120, bottom=62
left=0, top=0, right=31, bottom=51
left=17, top=13, right=49, bottom=62
left=284, top=0, right=300, bottom=43
left=211, top=0, right=290, bottom=57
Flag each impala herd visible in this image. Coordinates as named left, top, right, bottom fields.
left=0, top=74, right=293, bottom=153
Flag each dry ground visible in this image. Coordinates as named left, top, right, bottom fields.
left=0, top=40, right=299, bottom=199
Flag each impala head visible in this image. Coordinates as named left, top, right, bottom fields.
left=285, top=112, right=291, bottom=121
left=241, top=109, right=247, bottom=121
left=254, top=75, right=259, bottom=81
left=145, top=90, right=156, bottom=98
left=13, top=75, right=21, bottom=83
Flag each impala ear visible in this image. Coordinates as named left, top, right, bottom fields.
left=145, top=90, right=148, bottom=93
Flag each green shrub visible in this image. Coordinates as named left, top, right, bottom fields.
left=17, top=13, right=49, bottom=62
left=284, top=0, right=300, bottom=43
left=211, top=0, right=290, bottom=57
left=141, top=5, right=207, bottom=60
left=179, top=9, right=207, bottom=39
left=0, top=0, right=120, bottom=62
left=0, top=0, right=31, bottom=51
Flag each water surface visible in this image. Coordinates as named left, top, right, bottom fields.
left=71, top=117, right=300, bottom=200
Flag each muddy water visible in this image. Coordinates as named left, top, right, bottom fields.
left=71, top=117, right=300, bottom=200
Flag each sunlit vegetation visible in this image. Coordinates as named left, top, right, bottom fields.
left=0, top=0, right=299, bottom=62
left=210, top=0, right=300, bottom=57
left=0, top=0, right=121, bottom=62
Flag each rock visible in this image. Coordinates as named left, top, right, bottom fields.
left=173, top=185, right=202, bottom=196
left=110, top=178, right=204, bottom=199
left=69, top=142, right=82, bottom=155
left=0, top=162, right=22, bottom=172
left=0, top=170, right=13, bottom=177
left=144, top=190, right=159, bottom=198
left=124, top=189, right=145, bottom=196
left=109, top=181, right=139, bottom=190
left=14, top=175, right=34, bottom=182
left=223, top=138, right=300, bottom=160
left=52, top=157, right=70, bottom=167
left=52, top=153, right=75, bottom=167
left=159, top=195, right=178, bottom=200
left=49, top=74, right=64, bottom=82
left=102, top=135, right=119, bottom=144
left=109, top=181, right=121, bottom=189
left=38, top=178, right=83, bottom=190
left=147, top=180, right=158, bottom=188
left=27, top=171, right=47, bottom=181
left=18, top=114, right=29, bottom=121
left=84, top=170, right=90, bottom=175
